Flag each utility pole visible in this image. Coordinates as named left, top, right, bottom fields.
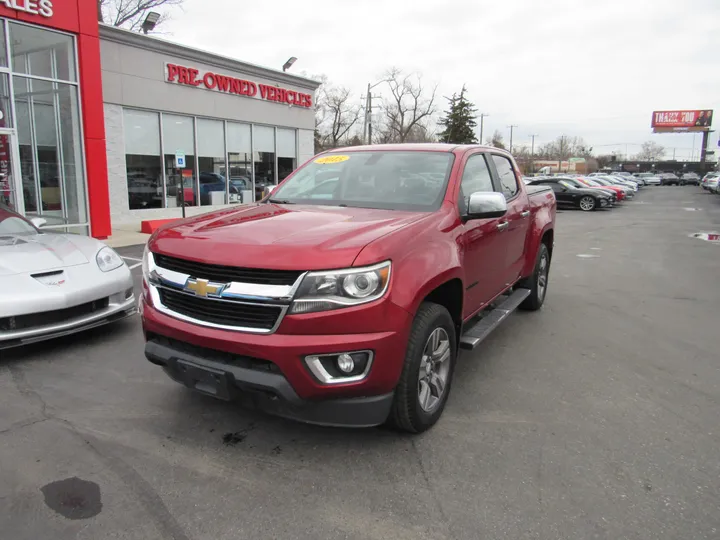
left=507, top=125, right=518, bottom=153
left=530, top=134, right=538, bottom=174
left=363, top=83, right=371, bottom=145
left=479, top=113, right=489, bottom=143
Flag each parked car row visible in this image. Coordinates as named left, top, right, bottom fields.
left=524, top=172, right=642, bottom=212
left=701, top=172, right=720, bottom=193
left=589, top=171, right=703, bottom=186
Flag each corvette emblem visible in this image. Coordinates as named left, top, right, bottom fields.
left=184, top=278, right=227, bottom=298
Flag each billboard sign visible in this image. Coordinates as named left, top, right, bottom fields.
left=652, top=110, right=713, bottom=132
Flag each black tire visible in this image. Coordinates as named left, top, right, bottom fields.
left=519, top=243, right=551, bottom=311
left=389, top=302, right=457, bottom=433
left=579, top=196, right=596, bottom=212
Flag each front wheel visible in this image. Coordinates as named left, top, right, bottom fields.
left=519, top=243, right=551, bottom=311
left=389, top=302, right=457, bottom=433
left=579, top=196, right=596, bottom=211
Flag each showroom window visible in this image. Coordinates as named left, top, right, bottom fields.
left=124, top=109, right=162, bottom=210
left=277, top=128, right=297, bottom=182
left=197, top=118, right=226, bottom=206
left=254, top=125, right=275, bottom=193
left=227, top=122, right=252, bottom=203
left=163, top=114, right=196, bottom=207
left=3, top=20, right=86, bottom=232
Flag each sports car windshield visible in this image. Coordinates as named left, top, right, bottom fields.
left=269, top=151, right=455, bottom=211
left=0, top=206, right=37, bottom=235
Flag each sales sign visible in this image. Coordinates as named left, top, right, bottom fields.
left=651, top=110, right=714, bottom=132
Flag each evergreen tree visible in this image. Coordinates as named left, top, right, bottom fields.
left=437, top=86, right=478, bottom=144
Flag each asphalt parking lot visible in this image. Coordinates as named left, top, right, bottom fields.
left=2, top=187, right=720, bottom=540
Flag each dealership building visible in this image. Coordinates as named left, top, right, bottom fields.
left=0, top=0, right=320, bottom=237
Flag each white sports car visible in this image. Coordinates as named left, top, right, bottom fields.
left=0, top=204, right=135, bottom=350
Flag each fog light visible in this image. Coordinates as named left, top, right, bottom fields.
left=337, top=353, right=354, bottom=374
left=125, top=288, right=134, bottom=300
left=304, top=351, right=374, bottom=384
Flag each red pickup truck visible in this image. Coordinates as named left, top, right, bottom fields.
left=141, top=144, right=556, bottom=432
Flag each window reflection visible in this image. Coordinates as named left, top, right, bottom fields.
left=277, top=128, right=297, bottom=181
left=253, top=125, right=275, bottom=200
left=197, top=118, right=226, bottom=206
left=162, top=114, right=196, bottom=207
left=124, top=109, right=162, bottom=210
left=227, top=122, right=252, bottom=203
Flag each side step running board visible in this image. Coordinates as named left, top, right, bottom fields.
left=459, top=288, right=531, bottom=350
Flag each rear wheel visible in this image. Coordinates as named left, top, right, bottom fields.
left=519, top=243, right=551, bottom=311
left=579, top=196, right=596, bottom=211
left=389, top=302, right=457, bottom=433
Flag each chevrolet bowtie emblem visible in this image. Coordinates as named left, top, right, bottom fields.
left=184, top=278, right=227, bottom=298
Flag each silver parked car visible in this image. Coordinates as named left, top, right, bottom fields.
left=634, top=172, right=662, bottom=186
left=0, top=204, right=135, bottom=350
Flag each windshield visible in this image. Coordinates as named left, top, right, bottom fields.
left=270, top=151, right=455, bottom=211
left=0, top=206, right=37, bottom=235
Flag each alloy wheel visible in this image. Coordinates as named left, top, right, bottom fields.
left=580, top=197, right=595, bottom=211
left=418, top=328, right=451, bottom=413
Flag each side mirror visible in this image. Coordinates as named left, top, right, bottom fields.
left=262, top=185, right=277, bottom=199
left=30, top=217, right=47, bottom=229
left=467, top=192, right=507, bottom=220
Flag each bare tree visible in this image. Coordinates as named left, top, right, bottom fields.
left=635, top=141, right=665, bottom=161
left=98, top=0, right=184, bottom=31
left=315, top=83, right=361, bottom=151
left=377, top=68, right=437, bottom=143
left=486, top=130, right=506, bottom=150
left=537, top=136, right=593, bottom=160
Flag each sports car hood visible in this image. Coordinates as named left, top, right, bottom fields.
left=151, top=203, right=429, bottom=271
left=0, top=233, right=94, bottom=276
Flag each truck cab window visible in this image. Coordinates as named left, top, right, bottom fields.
left=458, top=154, right=494, bottom=214
left=492, top=155, right=519, bottom=199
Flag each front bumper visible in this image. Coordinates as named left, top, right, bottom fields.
left=0, top=264, right=135, bottom=350
left=145, top=337, right=394, bottom=427
left=0, top=296, right=136, bottom=350
left=141, top=293, right=412, bottom=427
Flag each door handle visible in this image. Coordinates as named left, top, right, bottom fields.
left=497, top=222, right=509, bottom=231
left=521, top=210, right=530, bottom=218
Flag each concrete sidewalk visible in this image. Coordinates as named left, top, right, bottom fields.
left=104, top=222, right=149, bottom=248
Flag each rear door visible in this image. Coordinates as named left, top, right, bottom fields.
left=489, top=154, right=531, bottom=283
left=458, top=152, right=508, bottom=317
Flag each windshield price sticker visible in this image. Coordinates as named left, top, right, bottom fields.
left=315, top=155, right=350, bottom=164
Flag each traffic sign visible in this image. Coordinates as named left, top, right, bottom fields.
left=175, top=151, right=186, bottom=169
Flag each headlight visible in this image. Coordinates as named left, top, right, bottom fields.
left=96, top=246, right=124, bottom=272
left=290, top=261, right=391, bottom=314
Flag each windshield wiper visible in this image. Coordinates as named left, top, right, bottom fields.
left=268, top=198, right=295, bottom=204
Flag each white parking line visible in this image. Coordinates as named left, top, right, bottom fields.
left=128, top=262, right=142, bottom=270
left=121, top=256, right=143, bottom=262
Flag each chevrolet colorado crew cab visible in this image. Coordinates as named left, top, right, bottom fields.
left=141, top=144, right=556, bottom=433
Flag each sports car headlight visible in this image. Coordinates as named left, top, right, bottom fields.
left=96, top=246, right=124, bottom=272
left=290, top=261, right=391, bottom=314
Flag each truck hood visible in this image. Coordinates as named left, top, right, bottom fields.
left=151, top=203, right=429, bottom=271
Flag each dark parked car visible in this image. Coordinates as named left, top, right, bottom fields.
left=528, top=178, right=612, bottom=211
left=680, top=172, right=700, bottom=186
left=660, top=172, right=680, bottom=186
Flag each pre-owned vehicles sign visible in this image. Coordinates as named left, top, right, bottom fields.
left=651, top=110, right=713, bottom=132
left=165, top=64, right=314, bottom=108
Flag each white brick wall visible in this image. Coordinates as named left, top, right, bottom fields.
left=104, top=103, right=130, bottom=226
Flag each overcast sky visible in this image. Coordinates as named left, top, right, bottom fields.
left=162, top=0, right=720, bottom=160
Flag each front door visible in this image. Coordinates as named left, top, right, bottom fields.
left=458, top=153, right=509, bottom=317
left=489, top=154, right=531, bottom=282
left=0, top=131, right=22, bottom=213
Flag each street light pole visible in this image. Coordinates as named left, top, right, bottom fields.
left=507, top=125, right=518, bottom=153
left=364, top=80, right=388, bottom=145
left=479, top=113, right=489, bottom=143
left=530, top=134, right=538, bottom=174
